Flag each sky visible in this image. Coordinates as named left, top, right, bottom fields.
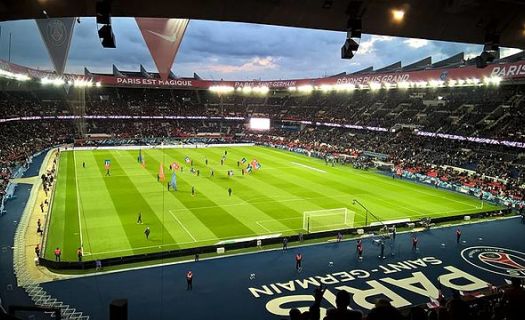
left=0, top=18, right=521, bottom=80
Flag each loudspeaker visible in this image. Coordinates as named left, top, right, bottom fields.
left=98, top=25, right=116, bottom=48
left=341, top=38, right=359, bottom=59
left=109, top=299, right=128, bottom=320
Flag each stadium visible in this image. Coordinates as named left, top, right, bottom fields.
left=0, top=1, right=524, bottom=320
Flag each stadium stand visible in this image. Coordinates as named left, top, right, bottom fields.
left=1, top=51, right=525, bottom=319
left=0, top=78, right=523, bottom=210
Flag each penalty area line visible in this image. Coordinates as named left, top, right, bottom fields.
left=291, top=162, right=327, bottom=173
left=168, top=210, right=197, bottom=242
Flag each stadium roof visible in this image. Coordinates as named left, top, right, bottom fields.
left=1, top=0, right=525, bottom=49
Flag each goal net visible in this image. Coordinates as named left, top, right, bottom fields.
left=303, top=208, right=355, bottom=233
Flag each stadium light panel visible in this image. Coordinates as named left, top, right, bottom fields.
left=242, top=86, right=253, bottom=94
left=382, top=82, right=395, bottom=90
left=319, top=84, right=333, bottom=92
left=391, top=9, right=405, bottom=23
left=95, top=82, right=102, bottom=88
left=483, top=76, right=502, bottom=86
left=209, top=85, right=235, bottom=94
left=73, top=79, right=94, bottom=88
left=397, top=81, right=410, bottom=89
left=41, top=77, right=65, bottom=86
left=429, top=80, right=444, bottom=88
left=0, top=69, right=30, bottom=81
left=334, top=83, right=355, bottom=91
left=369, top=81, right=381, bottom=90
left=297, top=85, right=314, bottom=93
left=416, top=81, right=428, bottom=88
left=288, top=86, right=297, bottom=92
left=252, top=86, right=270, bottom=94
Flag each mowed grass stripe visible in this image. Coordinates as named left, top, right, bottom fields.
left=189, top=148, right=323, bottom=216
left=44, top=152, right=80, bottom=260
left=178, top=148, right=302, bottom=231
left=58, top=151, right=82, bottom=260
left=260, top=147, right=487, bottom=214
left=116, top=150, right=216, bottom=243
left=243, top=148, right=355, bottom=209
left=76, top=151, right=133, bottom=257
left=140, top=149, right=257, bottom=239
left=92, top=151, right=177, bottom=252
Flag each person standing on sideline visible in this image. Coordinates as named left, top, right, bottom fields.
left=77, top=247, right=83, bottom=262
left=137, top=211, right=142, bottom=224
left=191, top=186, right=195, bottom=196
left=392, top=225, right=397, bottom=240
left=282, top=237, right=288, bottom=251
left=295, top=253, right=303, bottom=271
left=356, top=239, right=362, bottom=254
left=357, top=243, right=363, bottom=261
left=54, top=247, right=61, bottom=262
left=144, top=226, right=150, bottom=240
left=35, top=244, right=40, bottom=257
left=228, top=187, right=232, bottom=197
left=186, top=271, right=193, bottom=290
left=379, top=240, right=385, bottom=259
left=337, top=232, right=343, bottom=242
left=412, top=235, right=418, bottom=251
left=456, top=228, right=462, bottom=244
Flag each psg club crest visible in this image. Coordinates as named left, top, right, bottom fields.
left=439, top=71, right=449, bottom=81
left=461, top=246, right=525, bottom=278
left=47, top=19, right=67, bottom=47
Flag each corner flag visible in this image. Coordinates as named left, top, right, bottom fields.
left=159, top=163, right=165, bottom=181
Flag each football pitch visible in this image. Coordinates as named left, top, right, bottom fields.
left=43, top=145, right=501, bottom=261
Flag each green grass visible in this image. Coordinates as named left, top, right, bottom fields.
left=43, top=146, right=501, bottom=261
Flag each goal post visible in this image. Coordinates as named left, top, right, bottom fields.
left=303, top=208, right=355, bottom=233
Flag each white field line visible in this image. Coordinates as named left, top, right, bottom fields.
left=168, top=194, right=354, bottom=213
left=255, top=221, right=272, bottom=233
left=334, top=167, right=481, bottom=209
left=72, top=150, right=84, bottom=250
left=291, top=162, right=327, bottom=173
left=168, top=210, right=197, bottom=242
left=265, top=147, right=482, bottom=209
left=46, top=216, right=520, bottom=283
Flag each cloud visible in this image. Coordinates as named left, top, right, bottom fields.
left=500, top=47, right=522, bottom=58
left=0, top=18, right=494, bottom=80
left=404, top=38, right=429, bottom=48
left=358, top=35, right=394, bottom=54
left=198, top=56, right=279, bottom=74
